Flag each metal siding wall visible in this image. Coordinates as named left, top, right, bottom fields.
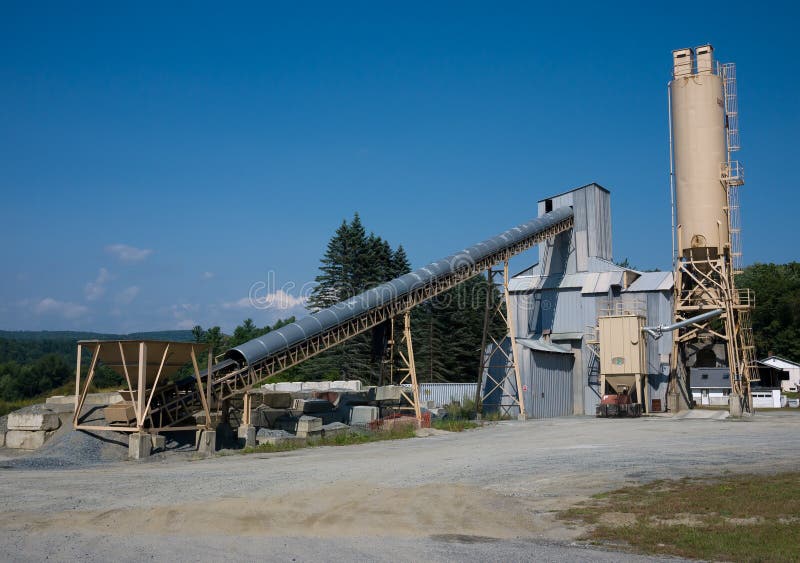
left=552, top=289, right=585, bottom=334
left=524, top=351, right=574, bottom=418
left=418, top=383, right=478, bottom=408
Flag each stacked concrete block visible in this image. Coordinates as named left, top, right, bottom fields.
left=6, top=430, right=53, bottom=449
left=5, top=407, right=61, bottom=450
left=350, top=406, right=379, bottom=426
left=373, top=385, right=405, bottom=402
left=8, top=410, right=60, bottom=432
left=330, top=380, right=362, bottom=391
left=322, top=421, right=351, bottom=438
left=295, top=415, right=323, bottom=438
left=274, top=382, right=303, bottom=392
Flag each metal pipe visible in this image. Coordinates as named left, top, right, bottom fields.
left=643, top=308, right=723, bottom=340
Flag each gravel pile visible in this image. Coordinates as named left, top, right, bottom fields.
left=5, top=426, right=129, bottom=470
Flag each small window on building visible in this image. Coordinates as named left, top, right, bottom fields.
left=545, top=199, right=553, bottom=213
left=723, top=373, right=729, bottom=379
left=701, top=373, right=709, bottom=379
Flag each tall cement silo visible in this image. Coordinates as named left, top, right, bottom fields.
left=667, top=44, right=756, bottom=416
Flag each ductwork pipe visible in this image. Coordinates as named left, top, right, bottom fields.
left=643, top=308, right=724, bottom=340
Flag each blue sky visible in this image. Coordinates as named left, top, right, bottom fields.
left=1, top=1, right=796, bottom=333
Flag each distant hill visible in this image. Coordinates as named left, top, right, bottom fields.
left=0, top=330, right=195, bottom=342
left=0, top=330, right=195, bottom=367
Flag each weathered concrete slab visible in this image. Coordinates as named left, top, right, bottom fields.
left=274, top=382, right=303, bottom=392
left=5, top=430, right=53, bottom=450
left=350, top=406, right=379, bottom=426
left=197, top=430, right=217, bottom=455
left=374, top=385, right=404, bottom=402
left=237, top=425, right=256, bottom=447
left=301, top=381, right=330, bottom=391
left=128, top=433, right=151, bottom=460
left=322, top=422, right=351, bottom=438
left=151, top=434, right=166, bottom=452
left=255, top=428, right=301, bottom=446
left=7, top=410, right=61, bottom=431
left=296, top=416, right=322, bottom=438
left=46, top=392, right=122, bottom=406
left=330, top=380, right=362, bottom=391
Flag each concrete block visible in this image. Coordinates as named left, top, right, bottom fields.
left=128, top=432, right=152, bottom=460
left=238, top=425, right=257, bottom=447
left=197, top=429, right=217, bottom=455
left=0, top=431, right=4, bottom=447
left=7, top=411, right=61, bottom=431
left=331, top=380, right=362, bottom=391
left=301, top=381, right=330, bottom=391
left=250, top=406, right=286, bottom=428
left=45, top=403, right=75, bottom=414
left=260, top=392, right=293, bottom=409
left=374, top=385, right=404, bottom=402
left=45, top=395, right=74, bottom=406
left=260, top=383, right=276, bottom=391
left=151, top=434, right=166, bottom=452
left=274, top=382, right=303, bottom=392
left=5, top=430, right=53, bottom=450
left=322, top=422, right=351, bottom=438
left=256, top=428, right=298, bottom=446
left=350, top=406, right=379, bottom=426
left=296, top=415, right=322, bottom=438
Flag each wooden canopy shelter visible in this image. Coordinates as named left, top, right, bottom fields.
left=74, top=340, right=213, bottom=434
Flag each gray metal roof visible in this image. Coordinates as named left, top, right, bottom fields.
left=516, top=338, right=573, bottom=354
left=624, top=271, right=674, bottom=292
left=581, top=271, right=625, bottom=294
left=228, top=206, right=575, bottom=367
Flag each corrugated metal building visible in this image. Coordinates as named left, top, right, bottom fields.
left=484, top=183, right=674, bottom=418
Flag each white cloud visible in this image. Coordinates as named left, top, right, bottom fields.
left=33, top=298, right=88, bottom=319
left=116, top=286, right=140, bottom=305
left=223, top=289, right=307, bottom=311
left=106, top=244, right=153, bottom=262
left=84, top=267, right=111, bottom=301
left=201, top=271, right=214, bottom=280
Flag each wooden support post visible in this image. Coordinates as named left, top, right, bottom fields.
left=136, top=342, right=147, bottom=429
left=403, top=311, right=423, bottom=424
left=191, top=347, right=213, bottom=430
left=503, top=260, right=526, bottom=419
left=243, top=392, right=251, bottom=426
left=74, top=343, right=82, bottom=417
left=74, top=343, right=100, bottom=426
left=207, top=348, right=213, bottom=413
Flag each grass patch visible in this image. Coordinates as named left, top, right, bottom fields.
left=431, top=418, right=480, bottom=432
left=559, top=472, right=800, bottom=562
left=240, top=423, right=417, bottom=455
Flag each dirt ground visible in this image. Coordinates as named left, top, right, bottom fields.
left=1, top=411, right=799, bottom=562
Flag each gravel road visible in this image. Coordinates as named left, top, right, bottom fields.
left=1, top=411, right=798, bottom=562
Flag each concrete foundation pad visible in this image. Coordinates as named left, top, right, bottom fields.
left=129, top=433, right=152, bottom=460
left=5, top=430, right=53, bottom=450
left=151, top=434, right=166, bottom=452
left=238, top=425, right=256, bottom=448
left=7, top=411, right=60, bottom=431
left=197, top=430, right=217, bottom=455
left=296, top=416, right=322, bottom=438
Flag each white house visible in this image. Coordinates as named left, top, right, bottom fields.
left=760, top=356, right=800, bottom=393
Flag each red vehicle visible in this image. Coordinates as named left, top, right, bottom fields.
left=596, top=386, right=642, bottom=418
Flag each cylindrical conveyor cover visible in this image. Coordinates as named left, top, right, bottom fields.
left=227, top=206, right=573, bottom=367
